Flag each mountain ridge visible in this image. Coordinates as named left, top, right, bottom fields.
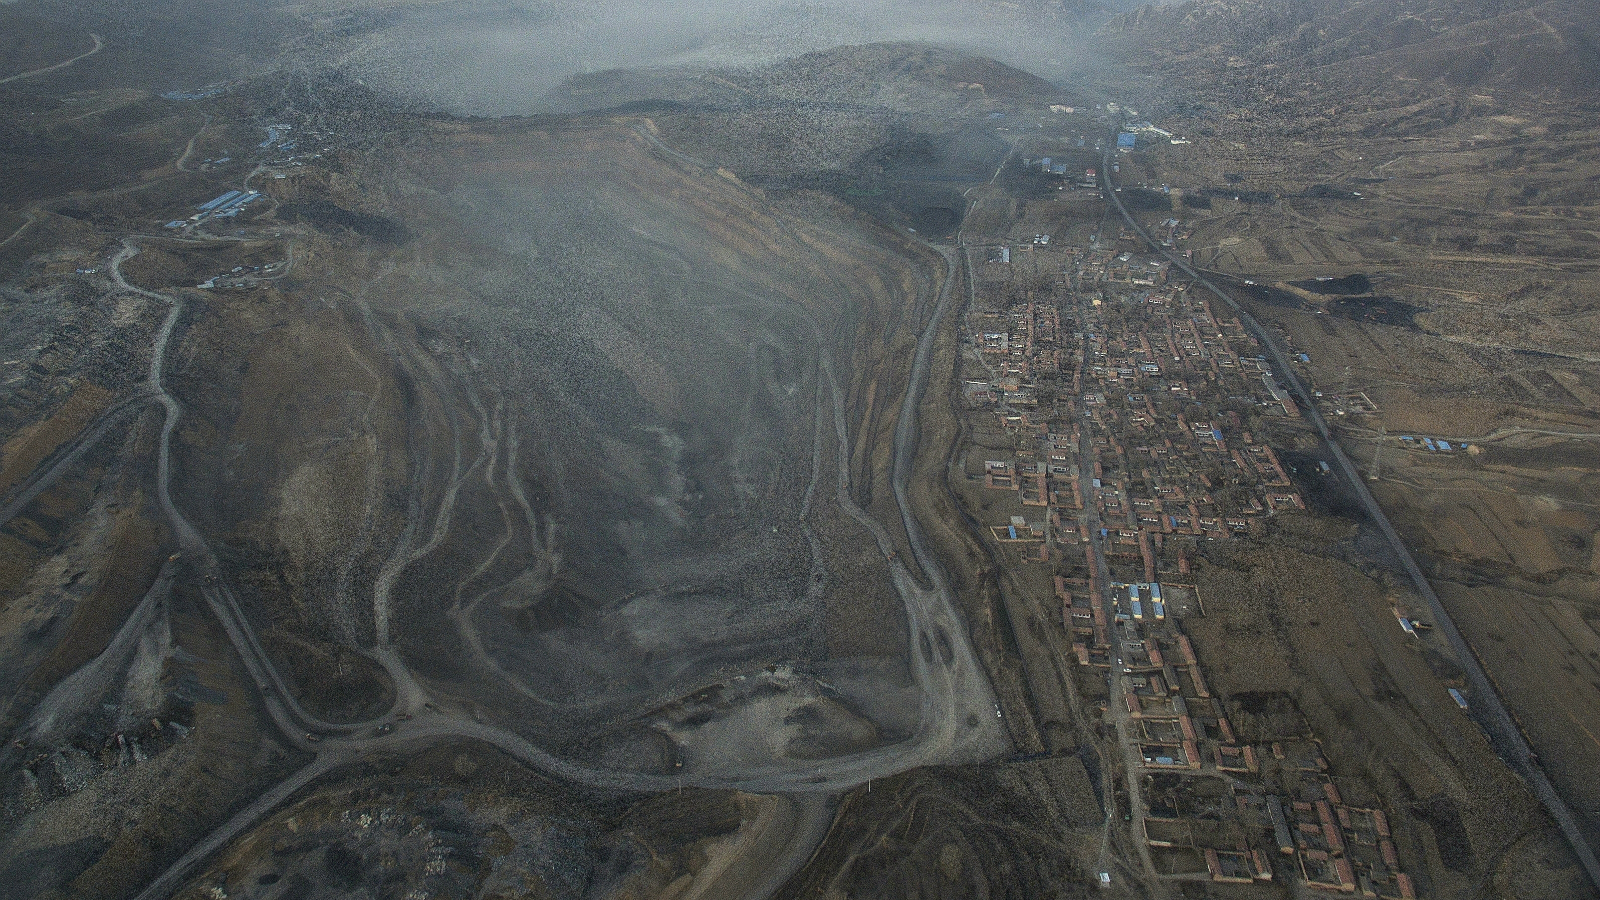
left=1098, top=0, right=1600, bottom=104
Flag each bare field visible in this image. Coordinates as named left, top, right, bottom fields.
left=1437, top=579, right=1600, bottom=845
left=1240, top=304, right=1600, bottom=858
left=0, top=585, right=305, bottom=900
left=1185, top=533, right=1590, bottom=895
left=774, top=760, right=1103, bottom=900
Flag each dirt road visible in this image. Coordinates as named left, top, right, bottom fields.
left=0, top=33, right=103, bottom=85
left=0, top=397, right=143, bottom=530
left=19, top=561, right=176, bottom=743
left=108, top=134, right=1010, bottom=894
left=1076, top=422, right=1165, bottom=893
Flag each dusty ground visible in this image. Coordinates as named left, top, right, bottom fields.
left=774, top=758, right=1105, bottom=900
left=168, top=743, right=756, bottom=900
left=3, top=29, right=1074, bottom=892
left=6, top=0, right=1599, bottom=890
left=1183, top=522, right=1587, bottom=896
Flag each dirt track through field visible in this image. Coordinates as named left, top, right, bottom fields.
left=0, top=32, right=102, bottom=84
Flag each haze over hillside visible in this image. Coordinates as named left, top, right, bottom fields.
left=3, top=0, right=1600, bottom=898
left=328, top=0, right=1127, bottom=115
left=1099, top=0, right=1600, bottom=101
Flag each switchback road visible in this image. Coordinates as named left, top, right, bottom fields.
left=108, top=141, right=1009, bottom=893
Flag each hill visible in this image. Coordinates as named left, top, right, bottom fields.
left=1099, top=0, right=1600, bottom=106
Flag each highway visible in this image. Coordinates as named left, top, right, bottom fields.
left=80, top=119, right=1587, bottom=897
left=27, top=90, right=1578, bottom=896
left=1100, top=144, right=1600, bottom=891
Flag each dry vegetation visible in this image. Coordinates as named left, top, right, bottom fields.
left=1083, top=2, right=1600, bottom=874
left=4, top=0, right=1600, bottom=893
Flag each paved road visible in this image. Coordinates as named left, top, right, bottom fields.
left=627, top=127, right=1009, bottom=785
left=887, top=247, right=1011, bottom=768
left=891, top=248, right=961, bottom=593
left=130, top=755, right=340, bottom=900
left=1101, top=145, right=1600, bottom=890
left=691, top=244, right=1007, bottom=793
left=114, top=238, right=676, bottom=898
left=113, top=245, right=373, bottom=734
left=77, top=108, right=1590, bottom=899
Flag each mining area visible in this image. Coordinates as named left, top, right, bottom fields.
left=2, top=0, right=1599, bottom=898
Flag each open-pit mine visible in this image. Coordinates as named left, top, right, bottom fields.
left=3, top=0, right=1600, bottom=898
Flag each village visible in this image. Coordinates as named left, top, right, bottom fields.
left=956, top=229, right=1417, bottom=897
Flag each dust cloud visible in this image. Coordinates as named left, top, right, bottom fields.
left=331, top=0, right=1104, bottom=115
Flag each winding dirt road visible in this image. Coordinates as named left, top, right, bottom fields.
left=0, top=33, right=103, bottom=85
left=101, top=139, right=1009, bottom=893
left=0, top=213, right=36, bottom=248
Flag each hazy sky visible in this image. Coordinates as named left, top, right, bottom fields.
left=334, top=0, right=1098, bottom=115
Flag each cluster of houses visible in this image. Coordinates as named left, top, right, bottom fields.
left=957, top=232, right=1416, bottom=896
